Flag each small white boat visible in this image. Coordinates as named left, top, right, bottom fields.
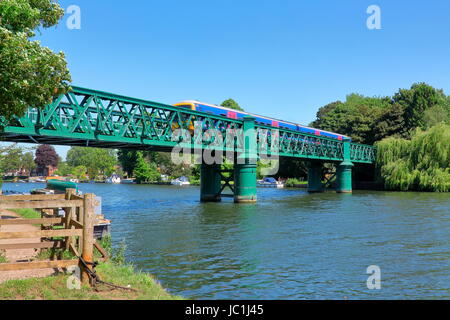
left=171, top=176, right=191, bottom=186
left=121, top=179, right=136, bottom=184
left=105, top=174, right=121, bottom=184
left=257, top=177, right=285, bottom=188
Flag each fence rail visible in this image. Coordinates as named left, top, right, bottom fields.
left=0, top=189, right=107, bottom=285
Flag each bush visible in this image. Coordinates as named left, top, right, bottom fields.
left=285, top=178, right=305, bottom=187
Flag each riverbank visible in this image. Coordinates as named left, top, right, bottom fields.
left=0, top=262, right=182, bottom=300
left=0, top=208, right=181, bottom=300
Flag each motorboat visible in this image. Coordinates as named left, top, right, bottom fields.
left=257, top=177, right=285, bottom=188
left=171, top=176, right=191, bottom=186
left=105, top=174, right=121, bottom=184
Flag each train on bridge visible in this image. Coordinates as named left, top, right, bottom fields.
left=174, top=100, right=350, bottom=142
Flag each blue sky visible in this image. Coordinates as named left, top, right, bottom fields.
left=4, top=0, right=450, bottom=159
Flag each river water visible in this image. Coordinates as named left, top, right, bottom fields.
left=2, top=182, right=450, bottom=299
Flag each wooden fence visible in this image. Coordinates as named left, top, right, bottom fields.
left=0, top=189, right=107, bottom=285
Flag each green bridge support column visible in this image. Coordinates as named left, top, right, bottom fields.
left=336, top=138, right=354, bottom=193
left=308, top=161, right=324, bottom=193
left=234, top=116, right=257, bottom=203
left=200, top=163, right=222, bottom=202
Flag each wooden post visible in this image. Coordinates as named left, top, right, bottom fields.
left=81, top=193, right=94, bottom=285
left=64, top=189, right=76, bottom=251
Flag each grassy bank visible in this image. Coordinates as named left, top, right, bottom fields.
left=0, top=262, right=182, bottom=300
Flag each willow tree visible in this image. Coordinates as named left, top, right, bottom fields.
left=376, top=124, right=450, bottom=192
left=0, top=0, right=71, bottom=121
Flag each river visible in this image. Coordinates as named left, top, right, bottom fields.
left=2, top=182, right=449, bottom=299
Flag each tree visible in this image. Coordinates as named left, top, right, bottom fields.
left=0, top=144, right=23, bottom=174
left=393, top=82, right=448, bottom=132
left=20, top=151, right=36, bottom=175
left=310, top=101, right=342, bottom=128
left=221, top=99, right=244, bottom=111
left=35, top=145, right=59, bottom=168
left=373, top=103, right=408, bottom=141
left=134, top=152, right=160, bottom=184
left=0, top=0, right=71, bottom=121
left=376, top=124, right=450, bottom=192
left=311, top=94, right=390, bottom=144
left=117, top=150, right=139, bottom=177
left=66, top=147, right=118, bottom=180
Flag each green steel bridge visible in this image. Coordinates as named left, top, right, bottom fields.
left=0, top=86, right=376, bottom=203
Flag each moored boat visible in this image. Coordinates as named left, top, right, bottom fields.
left=171, top=176, right=191, bottom=186
left=257, top=177, right=285, bottom=188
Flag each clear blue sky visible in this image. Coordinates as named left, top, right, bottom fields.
left=4, top=0, right=450, bottom=159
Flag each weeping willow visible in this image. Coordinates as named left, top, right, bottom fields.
left=376, top=124, right=450, bottom=192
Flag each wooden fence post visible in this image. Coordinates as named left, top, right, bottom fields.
left=81, top=193, right=95, bottom=285
left=64, top=188, right=76, bottom=251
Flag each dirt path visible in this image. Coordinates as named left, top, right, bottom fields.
left=0, top=210, right=58, bottom=284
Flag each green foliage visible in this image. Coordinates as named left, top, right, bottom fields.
left=117, top=150, right=139, bottom=177
left=376, top=124, right=450, bottom=192
left=147, top=151, right=192, bottom=179
left=134, top=152, right=161, bottom=184
left=394, top=82, right=448, bottom=131
left=311, top=83, right=450, bottom=145
left=66, top=147, right=118, bottom=180
left=285, top=178, right=306, bottom=187
left=311, top=94, right=390, bottom=144
left=0, top=0, right=71, bottom=122
left=111, top=239, right=127, bottom=266
left=275, top=158, right=308, bottom=180
left=0, top=144, right=36, bottom=175
left=36, top=248, right=76, bottom=261
left=0, top=250, right=7, bottom=263
left=221, top=98, right=244, bottom=111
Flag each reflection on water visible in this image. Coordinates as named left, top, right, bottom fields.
left=3, top=183, right=450, bottom=299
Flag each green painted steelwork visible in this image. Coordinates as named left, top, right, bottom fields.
left=336, top=138, right=354, bottom=193
left=200, top=164, right=222, bottom=202
left=336, top=163, right=353, bottom=193
left=307, top=161, right=324, bottom=193
left=0, top=86, right=376, bottom=163
left=234, top=163, right=257, bottom=203
left=234, top=117, right=258, bottom=203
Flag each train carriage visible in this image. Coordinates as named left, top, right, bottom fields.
left=173, top=100, right=350, bottom=142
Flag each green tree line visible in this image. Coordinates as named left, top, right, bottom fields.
left=310, top=82, right=450, bottom=191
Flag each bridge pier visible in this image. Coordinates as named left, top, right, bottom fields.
left=336, top=138, right=353, bottom=193
left=307, top=161, right=324, bottom=193
left=336, top=162, right=353, bottom=193
left=200, top=163, right=222, bottom=202
left=234, top=116, right=257, bottom=203
left=234, top=162, right=257, bottom=203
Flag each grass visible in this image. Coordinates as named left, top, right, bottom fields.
left=0, top=251, right=6, bottom=263
left=11, top=208, right=41, bottom=219
left=0, top=234, right=181, bottom=300
left=0, top=262, right=182, bottom=300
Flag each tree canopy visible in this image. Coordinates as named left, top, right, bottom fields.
left=35, top=144, right=58, bottom=168
left=0, top=0, right=71, bottom=121
left=310, top=83, right=450, bottom=145
left=66, top=147, right=118, bottom=180
left=221, top=99, right=244, bottom=111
